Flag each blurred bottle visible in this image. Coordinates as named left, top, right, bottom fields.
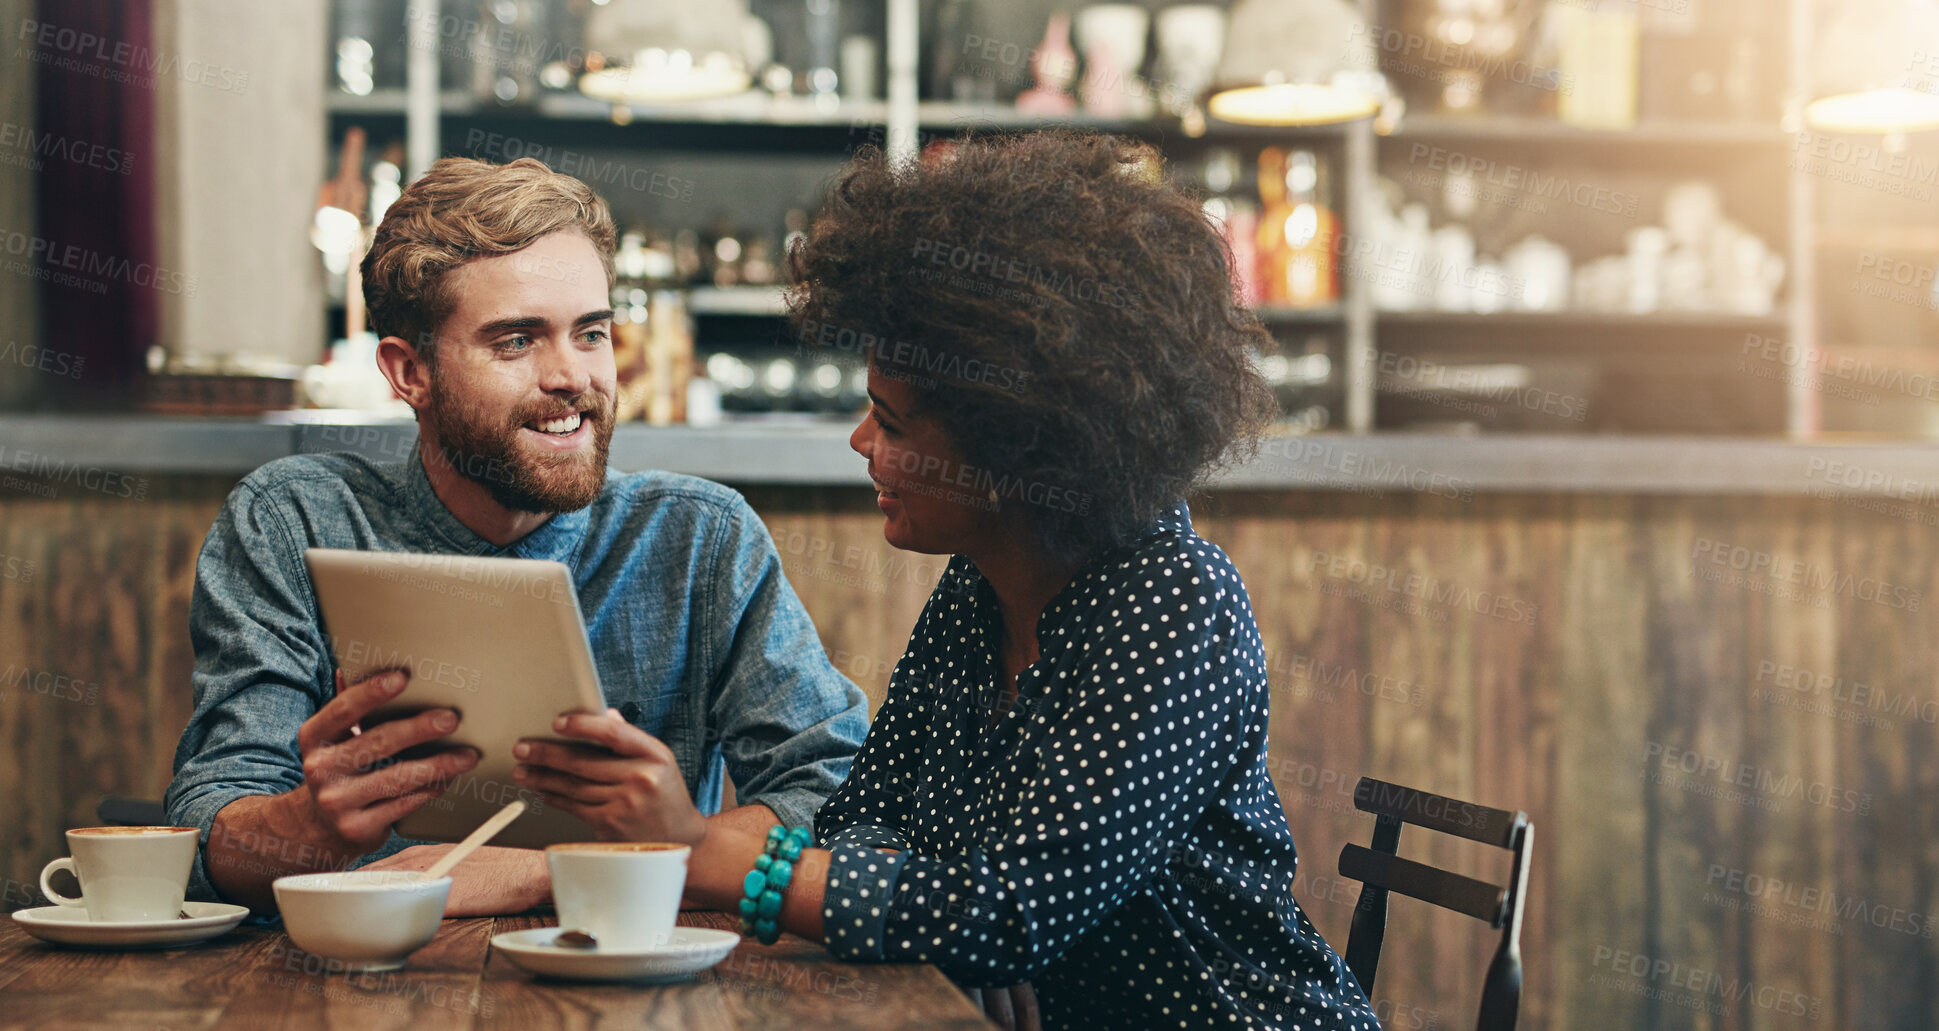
left=1555, top=4, right=1638, bottom=129
left=804, top=0, right=842, bottom=101
left=470, top=0, right=543, bottom=105
left=740, top=236, right=777, bottom=286
left=1258, top=148, right=1338, bottom=308
left=1200, top=148, right=1261, bottom=307
left=645, top=291, right=692, bottom=425
left=331, top=0, right=379, bottom=95
left=673, top=229, right=705, bottom=286
left=641, top=229, right=677, bottom=288
left=612, top=230, right=652, bottom=422
left=710, top=217, right=746, bottom=287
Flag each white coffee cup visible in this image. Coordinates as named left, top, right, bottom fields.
left=40, top=826, right=199, bottom=922
left=545, top=842, right=690, bottom=951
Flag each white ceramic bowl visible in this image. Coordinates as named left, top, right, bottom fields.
left=272, top=870, right=451, bottom=972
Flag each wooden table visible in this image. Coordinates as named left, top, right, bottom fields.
left=0, top=909, right=995, bottom=1029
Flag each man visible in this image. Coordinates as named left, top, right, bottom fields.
left=165, top=157, right=867, bottom=915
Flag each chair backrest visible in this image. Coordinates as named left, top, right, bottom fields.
left=1335, top=777, right=1531, bottom=1031
left=97, top=796, right=169, bottom=827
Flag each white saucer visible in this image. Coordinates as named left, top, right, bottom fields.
left=491, top=927, right=740, bottom=983
left=11, top=902, right=251, bottom=949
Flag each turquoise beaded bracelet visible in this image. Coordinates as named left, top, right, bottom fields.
left=738, top=825, right=811, bottom=945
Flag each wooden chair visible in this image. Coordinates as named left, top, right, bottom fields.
left=1335, top=777, right=1531, bottom=1031
left=97, top=795, right=168, bottom=826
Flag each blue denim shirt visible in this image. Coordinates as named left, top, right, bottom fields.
left=166, top=449, right=868, bottom=902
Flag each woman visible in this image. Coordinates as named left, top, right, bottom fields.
left=512, top=131, right=1379, bottom=1030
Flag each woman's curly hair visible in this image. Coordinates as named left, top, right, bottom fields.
left=787, top=130, right=1277, bottom=563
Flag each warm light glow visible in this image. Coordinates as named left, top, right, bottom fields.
left=1805, top=87, right=1939, bottom=134
left=1207, top=82, right=1379, bottom=126
left=579, top=59, right=750, bottom=104
left=310, top=206, right=361, bottom=255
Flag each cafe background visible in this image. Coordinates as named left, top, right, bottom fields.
left=3, top=0, right=1939, bottom=1027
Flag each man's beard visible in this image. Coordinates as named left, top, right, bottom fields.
left=423, top=374, right=616, bottom=514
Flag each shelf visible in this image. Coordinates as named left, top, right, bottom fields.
left=326, top=89, right=477, bottom=115
left=688, top=285, right=788, bottom=316
left=1384, top=115, right=1789, bottom=147
left=330, top=88, right=1159, bottom=133
left=1816, top=226, right=1939, bottom=252
left=1255, top=305, right=1345, bottom=323
left=15, top=415, right=1939, bottom=490
left=1374, top=309, right=1790, bottom=329
left=328, top=87, right=1356, bottom=140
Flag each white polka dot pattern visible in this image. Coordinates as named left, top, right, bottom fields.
left=815, top=504, right=1380, bottom=1029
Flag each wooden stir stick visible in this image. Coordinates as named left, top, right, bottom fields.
left=420, top=800, right=527, bottom=881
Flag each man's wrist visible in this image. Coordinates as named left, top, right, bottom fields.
left=263, top=787, right=365, bottom=864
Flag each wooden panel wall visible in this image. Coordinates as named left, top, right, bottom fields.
left=3, top=476, right=1935, bottom=1031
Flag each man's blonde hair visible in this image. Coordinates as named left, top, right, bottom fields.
left=361, top=157, right=617, bottom=366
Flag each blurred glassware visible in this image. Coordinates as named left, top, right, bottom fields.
left=740, top=236, right=777, bottom=286
left=926, top=0, right=981, bottom=101
left=1153, top=5, right=1225, bottom=125
left=1281, top=150, right=1339, bottom=308
left=674, top=229, right=704, bottom=285
left=1554, top=3, right=1638, bottom=129
left=1470, top=258, right=1509, bottom=314
left=840, top=34, right=878, bottom=101
left=1208, top=0, right=1387, bottom=126
left=1623, top=226, right=1667, bottom=314
left=1421, top=0, right=1549, bottom=115
left=1432, top=225, right=1476, bottom=312
left=759, top=357, right=799, bottom=410
left=1200, top=148, right=1261, bottom=306
left=687, top=376, right=723, bottom=426
left=1388, top=203, right=1433, bottom=312
left=644, top=292, right=693, bottom=425
left=331, top=0, right=379, bottom=95
left=301, top=333, right=407, bottom=412
left=1503, top=236, right=1570, bottom=313
left=804, top=0, right=841, bottom=103
left=470, top=0, right=545, bottom=105
left=1015, top=12, right=1079, bottom=115
left=704, top=351, right=758, bottom=413
left=1074, top=4, right=1150, bottom=118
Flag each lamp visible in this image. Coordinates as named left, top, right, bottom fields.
left=577, top=0, right=757, bottom=104
left=1206, top=0, right=1386, bottom=126
left=1805, top=0, right=1939, bottom=134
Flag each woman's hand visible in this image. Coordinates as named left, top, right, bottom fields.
left=512, top=709, right=707, bottom=845
left=963, top=984, right=1041, bottom=1031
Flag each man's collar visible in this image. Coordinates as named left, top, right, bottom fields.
left=403, top=446, right=596, bottom=559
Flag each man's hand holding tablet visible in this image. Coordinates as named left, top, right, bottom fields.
left=510, top=709, right=707, bottom=845
left=295, top=669, right=481, bottom=853
left=202, top=668, right=484, bottom=912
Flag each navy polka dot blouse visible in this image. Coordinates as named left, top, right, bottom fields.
left=816, top=504, right=1380, bottom=1029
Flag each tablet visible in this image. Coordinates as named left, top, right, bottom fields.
left=304, top=548, right=606, bottom=849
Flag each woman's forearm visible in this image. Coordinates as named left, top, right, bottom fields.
left=690, top=822, right=828, bottom=942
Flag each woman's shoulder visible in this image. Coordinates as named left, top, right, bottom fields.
left=1041, top=505, right=1261, bottom=676
left=1082, top=504, right=1248, bottom=609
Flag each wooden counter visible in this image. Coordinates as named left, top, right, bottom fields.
left=2, top=468, right=1934, bottom=1030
